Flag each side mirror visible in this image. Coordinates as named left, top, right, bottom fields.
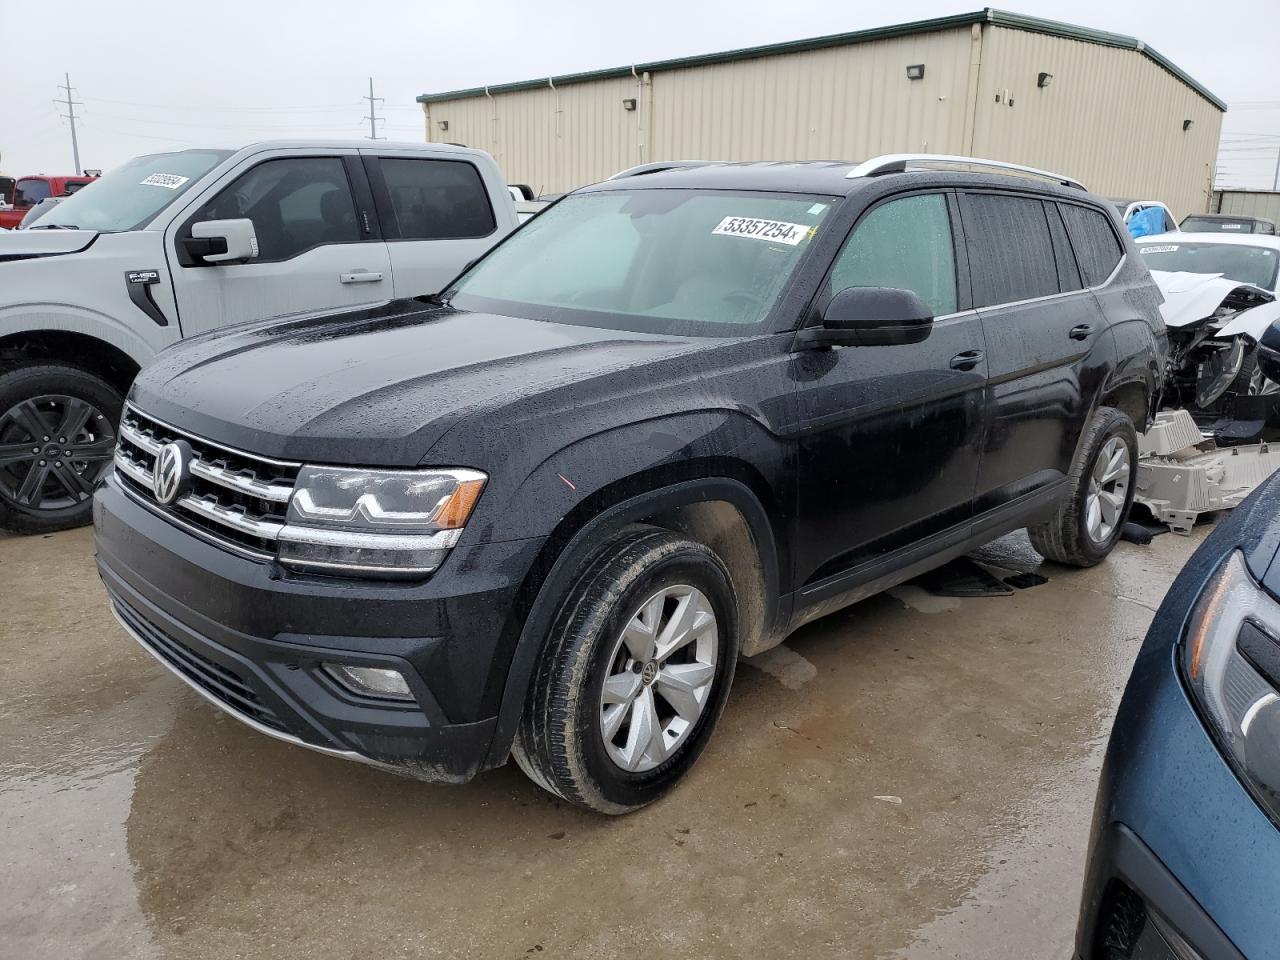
left=797, top=286, right=934, bottom=348
left=183, top=218, right=259, bottom=264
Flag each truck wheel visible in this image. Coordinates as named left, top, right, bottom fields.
left=0, top=364, right=122, bottom=535
left=513, top=526, right=738, bottom=814
left=1028, top=406, right=1137, bottom=568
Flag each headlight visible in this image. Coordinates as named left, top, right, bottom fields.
left=1183, top=550, right=1280, bottom=820
left=278, top=466, right=486, bottom=577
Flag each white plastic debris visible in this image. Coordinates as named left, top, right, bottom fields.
left=1135, top=410, right=1280, bottom=534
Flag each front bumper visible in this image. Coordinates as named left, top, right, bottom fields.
left=94, top=473, right=545, bottom=782
left=1078, top=641, right=1280, bottom=959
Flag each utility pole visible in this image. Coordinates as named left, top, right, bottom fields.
left=56, top=72, right=83, bottom=174
left=1273, top=144, right=1280, bottom=191
left=362, top=77, right=384, bottom=140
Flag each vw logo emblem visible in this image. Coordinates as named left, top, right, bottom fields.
left=153, top=440, right=192, bottom=505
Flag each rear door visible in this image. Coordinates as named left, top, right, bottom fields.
left=791, top=190, right=987, bottom=587
left=167, top=151, right=392, bottom=336
left=361, top=150, right=508, bottom=297
left=959, top=191, right=1108, bottom=515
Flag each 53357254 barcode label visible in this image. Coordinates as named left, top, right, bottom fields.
left=711, top=216, right=811, bottom=246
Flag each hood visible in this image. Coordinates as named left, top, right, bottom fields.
left=1150, top=269, right=1274, bottom=328
left=130, top=300, right=706, bottom=465
left=0, top=227, right=98, bottom=261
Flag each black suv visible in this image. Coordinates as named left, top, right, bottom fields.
left=94, top=155, right=1166, bottom=814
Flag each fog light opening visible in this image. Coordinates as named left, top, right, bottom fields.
left=324, top=664, right=414, bottom=701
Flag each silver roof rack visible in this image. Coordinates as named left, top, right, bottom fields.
left=607, top=160, right=722, bottom=180
left=846, top=154, right=1086, bottom=191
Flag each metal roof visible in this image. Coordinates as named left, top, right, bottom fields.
left=416, top=9, right=1226, bottom=113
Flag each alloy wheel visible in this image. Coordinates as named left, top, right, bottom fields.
left=0, top=395, right=116, bottom=511
left=1085, top=436, right=1130, bottom=544
left=598, top=584, right=719, bottom=773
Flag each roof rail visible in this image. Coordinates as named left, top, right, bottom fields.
left=607, top=160, right=722, bottom=180
left=846, top=154, right=1086, bottom=191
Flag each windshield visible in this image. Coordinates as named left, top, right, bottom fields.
left=32, top=149, right=231, bottom=232
left=447, top=188, right=835, bottom=336
left=1139, top=241, right=1280, bottom=291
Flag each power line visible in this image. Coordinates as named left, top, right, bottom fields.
left=363, top=78, right=384, bottom=140
left=55, top=72, right=83, bottom=174
left=81, top=95, right=361, bottom=113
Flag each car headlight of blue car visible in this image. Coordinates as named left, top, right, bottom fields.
left=1184, top=550, right=1280, bottom=821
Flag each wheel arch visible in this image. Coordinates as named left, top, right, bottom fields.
left=482, top=467, right=786, bottom=768
left=0, top=329, right=142, bottom=396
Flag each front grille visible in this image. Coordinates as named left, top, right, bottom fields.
left=115, top=405, right=299, bottom=557
left=115, top=598, right=287, bottom=733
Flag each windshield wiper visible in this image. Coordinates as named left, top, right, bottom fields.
left=418, top=293, right=450, bottom=307
left=29, top=223, right=80, bottom=230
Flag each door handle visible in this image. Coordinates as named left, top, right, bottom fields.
left=949, top=349, right=984, bottom=371
left=1069, top=323, right=1094, bottom=340
left=339, top=271, right=384, bottom=284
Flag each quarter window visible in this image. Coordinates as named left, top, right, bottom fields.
left=379, top=158, right=496, bottom=240
left=192, top=157, right=359, bottom=262
left=828, top=193, right=958, bottom=317
left=1059, top=203, right=1124, bottom=287
left=960, top=193, right=1060, bottom=307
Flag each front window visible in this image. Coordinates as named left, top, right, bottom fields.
left=29, top=149, right=231, bottom=232
left=1139, top=241, right=1280, bottom=292
left=447, top=188, right=835, bottom=336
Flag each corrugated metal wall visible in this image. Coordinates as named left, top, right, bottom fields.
left=424, top=75, right=642, bottom=195
left=423, top=23, right=1222, bottom=210
left=972, top=27, right=1221, bottom=218
left=1214, top=190, right=1280, bottom=222
left=646, top=28, right=975, bottom=166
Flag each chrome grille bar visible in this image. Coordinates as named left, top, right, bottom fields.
left=118, top=418, right=294, bottom=503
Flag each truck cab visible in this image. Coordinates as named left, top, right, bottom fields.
left=0, top=140, right=519, bottom=533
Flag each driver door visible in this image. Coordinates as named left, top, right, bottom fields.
left=167, top=152, right=392, bottom=336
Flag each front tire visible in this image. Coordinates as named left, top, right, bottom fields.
left=1028, top=406, right=1138, bottom=568
left=513, top=527, right=738, bottom=814
left=0, top=364, right=122, bottom=535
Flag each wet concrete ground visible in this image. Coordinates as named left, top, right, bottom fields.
left=0, top=524, right=1204, bottom=960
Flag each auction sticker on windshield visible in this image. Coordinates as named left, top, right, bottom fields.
left=140, top=173, right=191, bottom=189
left=713, top=216, right=811, bottom=246
left=1141, top=245, right=1179, bottom=254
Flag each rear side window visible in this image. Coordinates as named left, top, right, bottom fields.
left=1060, top=203, right=1124, bottom=287
left=379, top=158, right=496, bottom=240
left=828, top=193, right=958, bottom=317
left=193, top=157, right=359, bottom=261
left=960, top=193, right=1059, bottom=307
left=15, top=179, right=51, bottom=206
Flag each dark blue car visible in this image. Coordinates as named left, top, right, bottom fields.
left=1077, top=474, right=1280, bottom=959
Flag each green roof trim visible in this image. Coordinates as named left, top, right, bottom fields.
left=416, top=8, right=1226, bottom=112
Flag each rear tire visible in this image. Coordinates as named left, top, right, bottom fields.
left=0, top=364, right=122, bottom=535
left=1028, top=406, right=1138, bottom=568
left=513, top=526, right=738, bottom=814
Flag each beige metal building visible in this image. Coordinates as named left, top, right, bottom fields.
left=418, top=9, right=1224, bottom=216
left=1212, top=189, right=1280, bottom=223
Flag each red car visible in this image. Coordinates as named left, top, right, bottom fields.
left=0, top=173, right=97, bottom=229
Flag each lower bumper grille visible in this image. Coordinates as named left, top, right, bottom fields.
left=114, top=598, right=286, bottom=733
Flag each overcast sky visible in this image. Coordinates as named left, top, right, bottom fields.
left=3, top=0, right=1277, bottom=190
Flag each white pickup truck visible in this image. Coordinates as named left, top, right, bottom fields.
left=0, top=140, right=520, bottom=533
